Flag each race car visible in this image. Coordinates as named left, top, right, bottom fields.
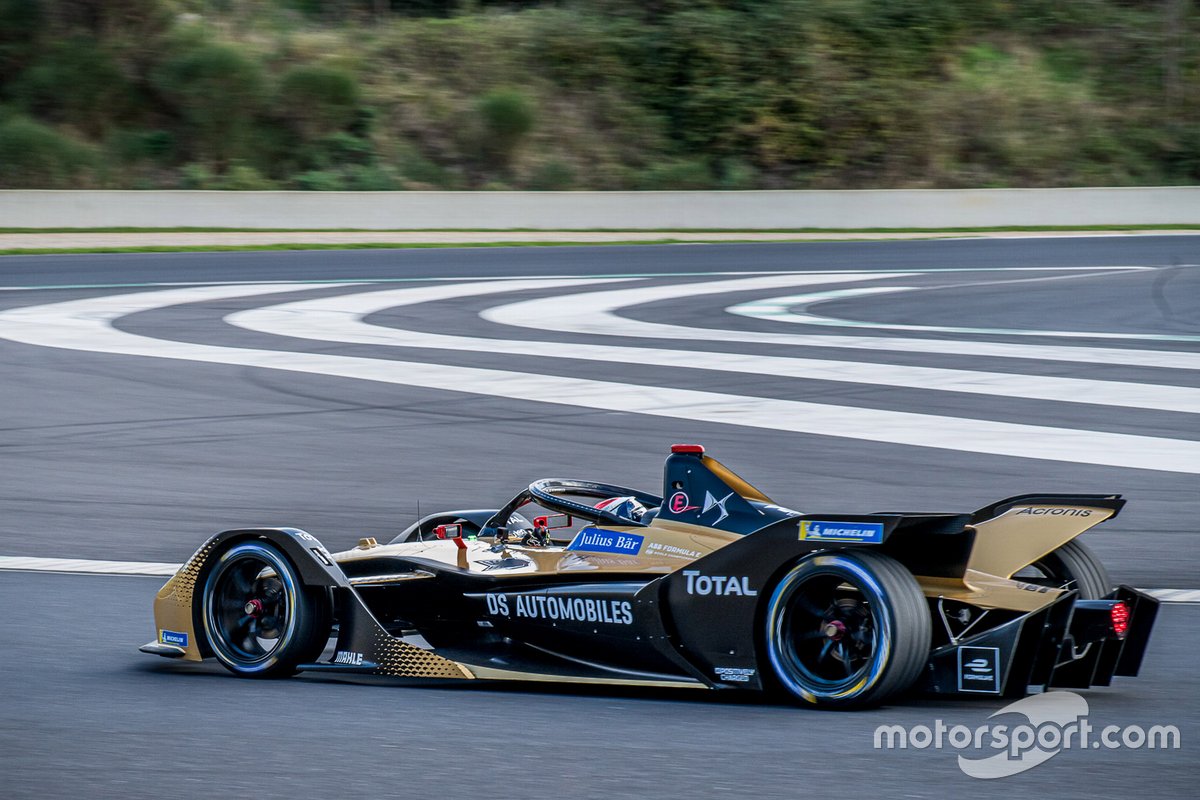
left=141, top=444, right=1158, bottom=708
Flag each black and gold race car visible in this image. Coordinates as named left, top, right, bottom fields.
left=141, top=444, right=1158, bottom=708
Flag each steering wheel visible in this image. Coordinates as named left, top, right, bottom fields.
left=482, top=479, right=663, bottom=536
left=526, top=479, right=663, bottom=528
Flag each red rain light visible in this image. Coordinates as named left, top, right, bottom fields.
left=670, top=444, right=705, bottom=454
left=1110, top=602, right=1130, bottom=638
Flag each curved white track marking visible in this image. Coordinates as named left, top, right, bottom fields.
left=485, top=278, right=1200, bottom=372
left=730, top=286, right=1200, bottom=343
left=2, top=284, right=1200, bottom=473
left=231, top=281, right=1200, bottom=414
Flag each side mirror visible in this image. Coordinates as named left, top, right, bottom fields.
left=434, top=523, right=468, bottom=550
left=434, top=523, right=463, bottom=539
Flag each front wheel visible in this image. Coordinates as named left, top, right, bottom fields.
left=201, top=541, right=330, bottom=678
left=764, top=549, right=931, bottom=709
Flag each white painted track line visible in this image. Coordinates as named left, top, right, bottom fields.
left=730, top=287, right=1200, bottom=343
left=485, top=277, right=1200, bottom=371
left=2, top=556, right=1195, bottom=602
left=0, top=556, right=181, bottom=576
left=230, top=279, right=1200, bottom=414
left=2, top=283, right=1200, bottom=473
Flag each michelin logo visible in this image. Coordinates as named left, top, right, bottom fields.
left=799, top=520, right=885, bottom=543
left=159, top=629, right=188, bottom=648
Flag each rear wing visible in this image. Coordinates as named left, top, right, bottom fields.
left=967, top=494, right=1125, bottom=578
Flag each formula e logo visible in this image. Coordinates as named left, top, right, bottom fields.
left=683, top=570, right=757, bottom=596
left=958, top=646, right=1001, bottom=693
left=1015, top=507, right=1092, bottom=517
left=701, top=491, right=734, bottom=524
left=668, top=492, right=697, bottom=514
left=333, top=651, right=364, bottom=666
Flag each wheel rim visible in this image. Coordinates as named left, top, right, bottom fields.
left=768, top=560, right=891, bottom=701
left=1013, top=558, right=1076, bottom=592
left=204, top=544, right=298, bottom=670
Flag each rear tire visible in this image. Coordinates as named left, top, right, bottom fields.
left=1017, top=540, right=1112, bottom=599
left=764, top=549, right=931, bottom=709
left=201, top=541, right=330, bottom=678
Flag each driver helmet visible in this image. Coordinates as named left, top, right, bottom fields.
left=594, top=495, right=648, bottom=522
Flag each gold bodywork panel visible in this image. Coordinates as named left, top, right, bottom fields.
left=329, top=519, right=741, bottom=577
left=151, top=540, right=217, bottom=661
left=700, top=455, right=773, bottom=503
left=967, top=504, right=1115, bottom=578
left=916, top=502, right=1117, bottom=613
left=914, top=573, right=1065, bottom=613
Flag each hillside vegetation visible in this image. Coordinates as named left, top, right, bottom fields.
left=1, top=0, right=1197, bottom=190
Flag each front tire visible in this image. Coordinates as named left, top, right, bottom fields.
left=764, top=549, right=931, bottom=709
left=201, top=541, right=330, bottom=678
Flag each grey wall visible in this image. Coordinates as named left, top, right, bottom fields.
left=2, top=187, right=1198, bottom=229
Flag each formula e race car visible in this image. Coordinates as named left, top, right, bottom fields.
left=141, top=445, right=1158, bottom=708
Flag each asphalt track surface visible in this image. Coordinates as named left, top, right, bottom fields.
left=1, top=237, right=1198, bottom=798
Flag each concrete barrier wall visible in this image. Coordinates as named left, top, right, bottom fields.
left=2, top=187, right=1197, bottom=229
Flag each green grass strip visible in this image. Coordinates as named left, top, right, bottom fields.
left=0, top=224, right=1197, bottom=234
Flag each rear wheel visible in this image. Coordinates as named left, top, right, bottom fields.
left=764, top=549, right=931, bottom=709
left=201, top=541, right=330, bottom=678
left=1014, top=539, right=1112, bottom=599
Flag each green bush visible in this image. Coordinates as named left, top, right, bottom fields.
left=293, top=169, right=346, bottom=190
left=9, top=37, right=134, bottom=136
left=153, top=43, right=266, bottom=167
left=292, top=164, right=399, bottom=190
left=475, top=89, right=535, bottom=170
left=399, top=151, right=460, bottom=189
left=277, top=65, right=361, bottom=140
left=634, top=159, right=715, bottom=190
left=0, top=116, right=95, bottom=188
left=219, top=164, right=277, bottom=190
left=179, top=162, right=217, bottom=189
left=526, top=160, right=575, bottom=190
left=109, top=129, right=175, bottom=164
left=343, top=164, right=399, bottom=190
